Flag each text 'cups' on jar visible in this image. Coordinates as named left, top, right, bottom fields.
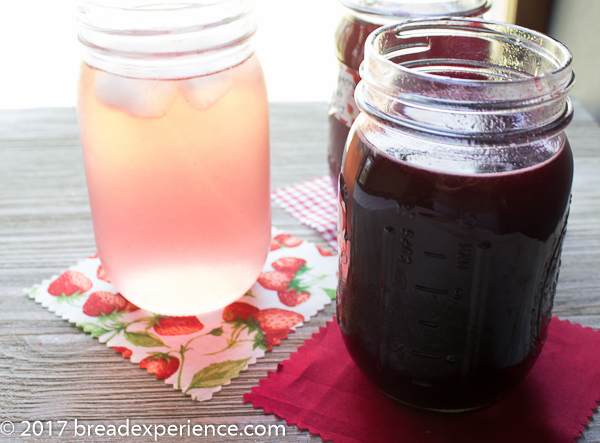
left=76, top=0, right=271, bottom=316
left=336, top=18, right=575, bottom=412
left=328, top=0, right=491, bottom=189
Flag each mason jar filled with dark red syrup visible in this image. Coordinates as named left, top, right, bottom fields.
left=337, top=18, right=575, bottom=412
left=328, top=0, right=491, bottom=189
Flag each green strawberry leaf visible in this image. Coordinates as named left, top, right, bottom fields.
left=289, top=270, right=328, bottom=293
left=288, top=275, right=310, bottom=292
left=208, top=327, right=224, bottom=336
left=54, top=291, right=87, bottom=306
left=124, top=331, right=166, bottom=348
left=244, top=317, right=263, bottom=335
left=94, top=309, right=124, bottom=325
left=185, top=358, right=251, bottom=391
left=322, top=288, right=337, bottom=300
left=253, top=331, right=268, bottom=350
left=27, top=287, right=39, bottom=299
left=296, top=264, right=310, bottom=276
left=143, top=315, right=165, bottom=330
left=145, top=351, right=173, bottom=361
left=77, top=322, right=111, bottom=338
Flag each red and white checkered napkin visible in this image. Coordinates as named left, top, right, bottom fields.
left=272, top=175, right=338, bottom=250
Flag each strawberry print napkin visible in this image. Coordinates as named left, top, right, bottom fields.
left=271, top=175, right=338, bottom=250
left=26, top=230, right=337, bottom=401
left=245, top=317, right=600, bottom=443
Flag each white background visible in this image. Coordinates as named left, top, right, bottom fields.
left=0, top=1, right=342, bottom=109
left=0, top=1, right=509, bottom=110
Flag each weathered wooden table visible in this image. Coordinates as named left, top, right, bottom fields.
left=0, top=101, right=599, bottom=442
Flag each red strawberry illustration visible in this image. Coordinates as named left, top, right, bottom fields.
left=83, top=291, right=138, bottom=317
left=257, top=270, right=294, bottom=291
left=253, top=308, right=304, bottom=334
left=123, top=299, right=140, bottom=313
left=348, top=67, right=361, bottom=84
left=97, top=265, right=110, bottom=282
left=114, top=346, right=132, bottom=358
left=48, top=271, right=92, bottom=296
left=152, top=316, right=204, bottom=336
left=271, top=257, right=306, bottom=274
left=260, top=258, right=313, bottom=306
left=273, top=233, right=303, bottom=248
left=347, top=103, right=354, bottom=116
left=317, top=246, right=336, bottom=257
left=277, top=289, right=310, bottom=307
left=269, top=238, right=282, bottom=251
left=222, top=302, right=259, bottom=322
left=264, top=329, right=290, bottom=348
left=139, top=353, right=180, bottom=379
left=253, top=308, right=304, bottom=350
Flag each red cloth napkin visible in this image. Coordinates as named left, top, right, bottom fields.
left=245, top=316, right=600, bottom=442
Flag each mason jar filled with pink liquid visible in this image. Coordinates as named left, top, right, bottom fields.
left=76, top=0, right=271, bottom=315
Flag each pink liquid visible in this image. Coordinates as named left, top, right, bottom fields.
left=77, top=55, right=271, bottom=315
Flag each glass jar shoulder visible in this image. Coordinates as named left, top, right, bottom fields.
left=334, top=14, right=381, bottom=69
left=77, top=54, right=268, bottom=144
left=342, top=122, right=573, bottom=239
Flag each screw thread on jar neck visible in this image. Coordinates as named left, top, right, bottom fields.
left=356, top=18, right=575, bottom=144
left=76, top=0, right=257, bottom=79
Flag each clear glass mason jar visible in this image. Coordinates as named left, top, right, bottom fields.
left=76, top=0, right=271, bottom=316
left=337, top=18, right=575, bottom=411
left=328, top=0, right=491, bottom=188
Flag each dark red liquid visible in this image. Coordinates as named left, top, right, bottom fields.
left=328, top=16, right=380, bottom=188
left=328, top=18, right=493, bottom=188
left=337, top=132, right=573, bottom=411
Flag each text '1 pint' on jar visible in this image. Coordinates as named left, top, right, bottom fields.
left=336, top=18, right=575, bottom=412
left=328, top=0, right=491, bottom=188
left=76, top=0, right=271, bottom=316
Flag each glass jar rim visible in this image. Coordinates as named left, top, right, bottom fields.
left=363, top=17, right=574, bottom=100
left=80, top=0, right=228, bottom=10
left=76, top=0, right=256, bottom=78
left=340, top=0, right=491, bottom=18
left=76, top=0, right=254, bottom=32
left=357, top=18, right=575, bottom=143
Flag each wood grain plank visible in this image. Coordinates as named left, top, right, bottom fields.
left=1, top=102, right=600, bottom=442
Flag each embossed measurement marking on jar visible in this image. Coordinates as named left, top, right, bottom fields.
left=424, top=251, right=446, bottom=259
left=400, top=213, right=476, bottom=369
left=418, top=319, right=440, bottom=328
left=410, top=349, right=442, bottom=359
left=396, top=227, right=414, bottom=264
left=415, top=285, right=449, bottom=295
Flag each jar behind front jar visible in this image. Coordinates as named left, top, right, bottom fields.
left=328, top=0, right=491, bottom=189
left=337, top=18, right=575, bottom=412
left=76, top=0, right=271, bottom=316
